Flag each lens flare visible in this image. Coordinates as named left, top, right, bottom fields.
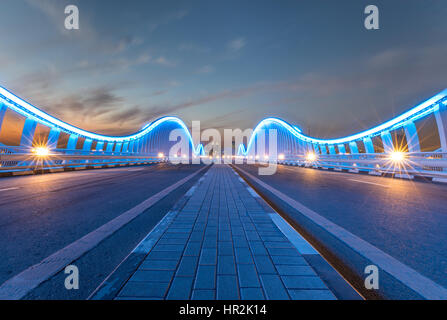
left=389, top=151, right=405, bottom=162
left=306, top=152, right=317, bottom=162
left=32, top=146, right=50, bottom=157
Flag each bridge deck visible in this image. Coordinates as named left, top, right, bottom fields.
left=112, top=165, right=336, bottom=300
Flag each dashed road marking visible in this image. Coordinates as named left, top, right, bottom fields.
left=0, top=187, right=20, bottom=192
left=348, top=179, right=388, bottom=187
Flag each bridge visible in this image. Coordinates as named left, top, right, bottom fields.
left=0, top=85, right=446, bottom=300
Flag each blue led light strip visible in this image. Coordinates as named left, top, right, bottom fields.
left=0, top=86, right=204, bottom=155
left=240, top=89, right=447, bottom=155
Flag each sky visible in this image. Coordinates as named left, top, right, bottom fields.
left=0, top=0, right=446, bottom=138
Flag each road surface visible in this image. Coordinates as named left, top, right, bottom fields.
left=0, top=163, right=207, bottom=299
left=234, top=164, right=447, bottom=291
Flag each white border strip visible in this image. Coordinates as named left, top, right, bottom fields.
left=269, top=214, right=318, bottom=255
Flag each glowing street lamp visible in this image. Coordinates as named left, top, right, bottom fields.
left=389, top=151, right=405, bottom=162
left=278, top=154, right=285, bottom=160
left=306, top=152, right=317, bottom=162
left=32, top=146, right=50, bottom=157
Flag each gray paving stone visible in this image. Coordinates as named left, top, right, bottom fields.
left=189, top=230, right=204, bottom=238
left=153, top=243, right=185, bottom=252
left=248, top=241, right=268, bottom=256
left=276, top=265, right=317, bottom=276
left=288, top=289, right=336, bottom=300
left=281, top=276, right=328, bottom=289
left=166, top=228, right=192, bottom=234
left=129, top=270, right=174, bottom=282
left=202, top=237, right=218, bottom=248
left=112, top=166, right=337, bottom=301
left=177, top=256, right=199, bottom=277
left=166, top=277, right=194, bottom=300
left=217, top=275, right=239, bottom=300
left=237, top=264, right=261, bottom=288
left=217, top=255, right=237, bottom=275
left=118, top=281, right=169, bottom=298
left=139, top=259, right=178, bottom=271
left=218, top=231, right=232, bottom=241
left=259, top=274, right=290, bottom=300
left=245, top=231, right=261, bottom=241
left=264, top=241, right=295, bottom=249
left=235, top=247, right=253, bottom=264
left=199, top=247, right=217, bottom=265
left=194, top=265, right=216, bottom=289
left=184, top=241, right=202, bottom=256
left=253, top=255, right=277, bottom=274
left=271, top=255, right=309, bottom=266
left=232, top=235, right=249, bottom=248
left=160, top=233, right=190, bottom=240
left=147, top=250, right=183, bottom=260
left=260, top=236, right=288, bottom=242
left=191, top=290, right=215, bottom=300
left=267, top=247, right=301, bottom=257
left=218, top=241, right=234, bottom=256
left=240, top=287, right=265, bottom=300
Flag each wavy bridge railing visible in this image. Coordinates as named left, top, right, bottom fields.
left=0, top=86, right=204, bottom=174
left=276, top=152, right=447, bottom=180
left=0, top=145, right=166, bottom=175
left=238, top=88, right=447, bottom=182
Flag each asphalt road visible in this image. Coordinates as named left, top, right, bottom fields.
left=235, top=164, right=447, bottom=291
left=0, top=163, right=207, bottom=299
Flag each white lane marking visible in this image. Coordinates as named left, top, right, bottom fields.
left=348, top=179, right=389, bottom=187
left=127, top=168, right=144, bottom=171
left=0, top=166, right=208, bottom=300
left=0, top=187, right=20, bottom=192
left=269, top=214, right=318, bottom=255
left=237, top=167, right=447, bottom=300
left=238, top=177, right=245, bottom=183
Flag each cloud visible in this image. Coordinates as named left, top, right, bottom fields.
left=26, top=0, right=96, bottom=38
left=178, top=43, right=211, bottom=54
left=154, top=56, right=176, bottom=67
left=140, top=84, right=270, bottom=121
left=228, top=37, right=246, bottom=52
left=252, top=43, right=447, bottom=137
left=26, top=0, right=62, bottom=28
left=148, top=9, right=189, bottom=32
left=149, top=90, right=167, bottom=97
left=113, top=35, right=144, bottom=54
left=196, top=65, right=215, bottom=74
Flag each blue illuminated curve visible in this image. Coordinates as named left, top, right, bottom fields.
left=0, top=86, right=204, bottom=155
left=240, top=89, right=447, bottom=155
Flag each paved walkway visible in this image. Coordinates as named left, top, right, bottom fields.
left=114, top=165, right=336, bottom=300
